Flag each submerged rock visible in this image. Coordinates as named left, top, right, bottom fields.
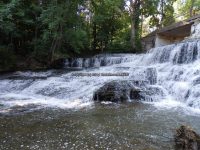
left=93, top=80, right=165, bottom=102
left=175, top=125, right=200, bottom=150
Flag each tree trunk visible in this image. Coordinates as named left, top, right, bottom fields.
left=49, top=38, right=57, bottom=64
left=190, top=0, right=195, bottom=17
left=48, top=23, right=63, bottom=65
left=131, top=20, right=136, bottom=50
left=92, top=22, right=97, bottom=51
left=130, top=0, right=141, bottom=52
left=160, top=0, right=164, bottom=27
left=140, top=14, right=143, bottom=39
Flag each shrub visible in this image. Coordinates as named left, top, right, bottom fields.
left=0, top=46, right=16, bottom=71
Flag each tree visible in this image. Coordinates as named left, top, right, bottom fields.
left=91, top=0, right=126, bottom=52
left=0, top=0, right=186, bottom=71
left=39, top=0, right=90, bottom=63
left=176, top=0, right=200, bottom=18
left=129, top=0, right=142, bottom=51
left=127, top=0, right=176, bottom=51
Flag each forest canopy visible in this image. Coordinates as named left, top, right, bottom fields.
left=0, top=0, right=199, bottom=71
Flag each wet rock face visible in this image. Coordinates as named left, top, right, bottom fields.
left=93, top=81, right=140, bottom=102
left=138, top=86, right=165, bottom=102
left=175, top=126, right=200, bottom=150
left=145, top=68, right=157, bottom=85
left=93, top=80, right=165, bottom=102
left=131, top=68, right=157, bottom=85
left=193, top=77, right=200, bottom=86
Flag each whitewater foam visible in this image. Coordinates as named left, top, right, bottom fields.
left=1, top=40, right=200, bottom=114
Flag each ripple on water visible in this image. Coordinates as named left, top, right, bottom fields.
left=0, top=103, right=200, bottom=150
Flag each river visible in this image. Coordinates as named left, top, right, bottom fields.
left=1, top=40, right=200, bottom=149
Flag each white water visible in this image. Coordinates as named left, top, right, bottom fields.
left=1, top=40, right=200, bottom=114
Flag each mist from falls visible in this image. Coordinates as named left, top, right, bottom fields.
left=1, top=40, right=200, bottom=114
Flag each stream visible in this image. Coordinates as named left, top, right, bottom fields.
left=1, top=40, right=200, bottom=149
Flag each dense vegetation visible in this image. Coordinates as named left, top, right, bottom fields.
left=0, top=0, right=199, bottom=71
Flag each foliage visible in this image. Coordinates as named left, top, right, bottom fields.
left=143, top=0, right=176, bottom=28
left=176, top=0, right=200, bottom=18
left=91, top=0, right=128, bottom=51
left=0, top=46, right=16, bottom=70
left=0, top=0, right=195, bottom=71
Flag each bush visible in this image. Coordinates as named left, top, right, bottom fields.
left=106, top=41, right=132, bottom=53
left=0, top=46, right=16, bottom=71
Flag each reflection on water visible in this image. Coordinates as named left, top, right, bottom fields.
left=0, top=103, right=200, bottom=150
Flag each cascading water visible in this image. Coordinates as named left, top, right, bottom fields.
left=1, top=40, right=200, bottom=114
left=65, top=54, right=137, bottom=68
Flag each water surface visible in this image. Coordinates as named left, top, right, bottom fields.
left=0, top=103, right=200, bottom=150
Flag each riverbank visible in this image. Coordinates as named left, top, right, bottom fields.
left=0, top=50, right=137, bottom=74
left=0, top=55, right=48, bottom=74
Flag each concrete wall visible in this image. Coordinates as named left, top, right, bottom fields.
left=155, top=35, right=185, bottom=48
left=155, top=35, right=171, bottom=47
left=154, top=20, right=200, bottom=48
left=142, top=17, right=200, bottom=51
left=142, top=36, right=155, bottom=51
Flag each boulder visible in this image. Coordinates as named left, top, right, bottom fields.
left=93, top=80, right=165, bottom=102
left=175, top=125, right=200, bottom=150
left=93, top=80, right=141, bottom=102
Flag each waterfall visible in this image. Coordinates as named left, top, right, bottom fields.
left=143, top=40, right=200, bottom=109
left=64, top=54, right=138, bottom=68
left=1, top=40, right=200, bottom=113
